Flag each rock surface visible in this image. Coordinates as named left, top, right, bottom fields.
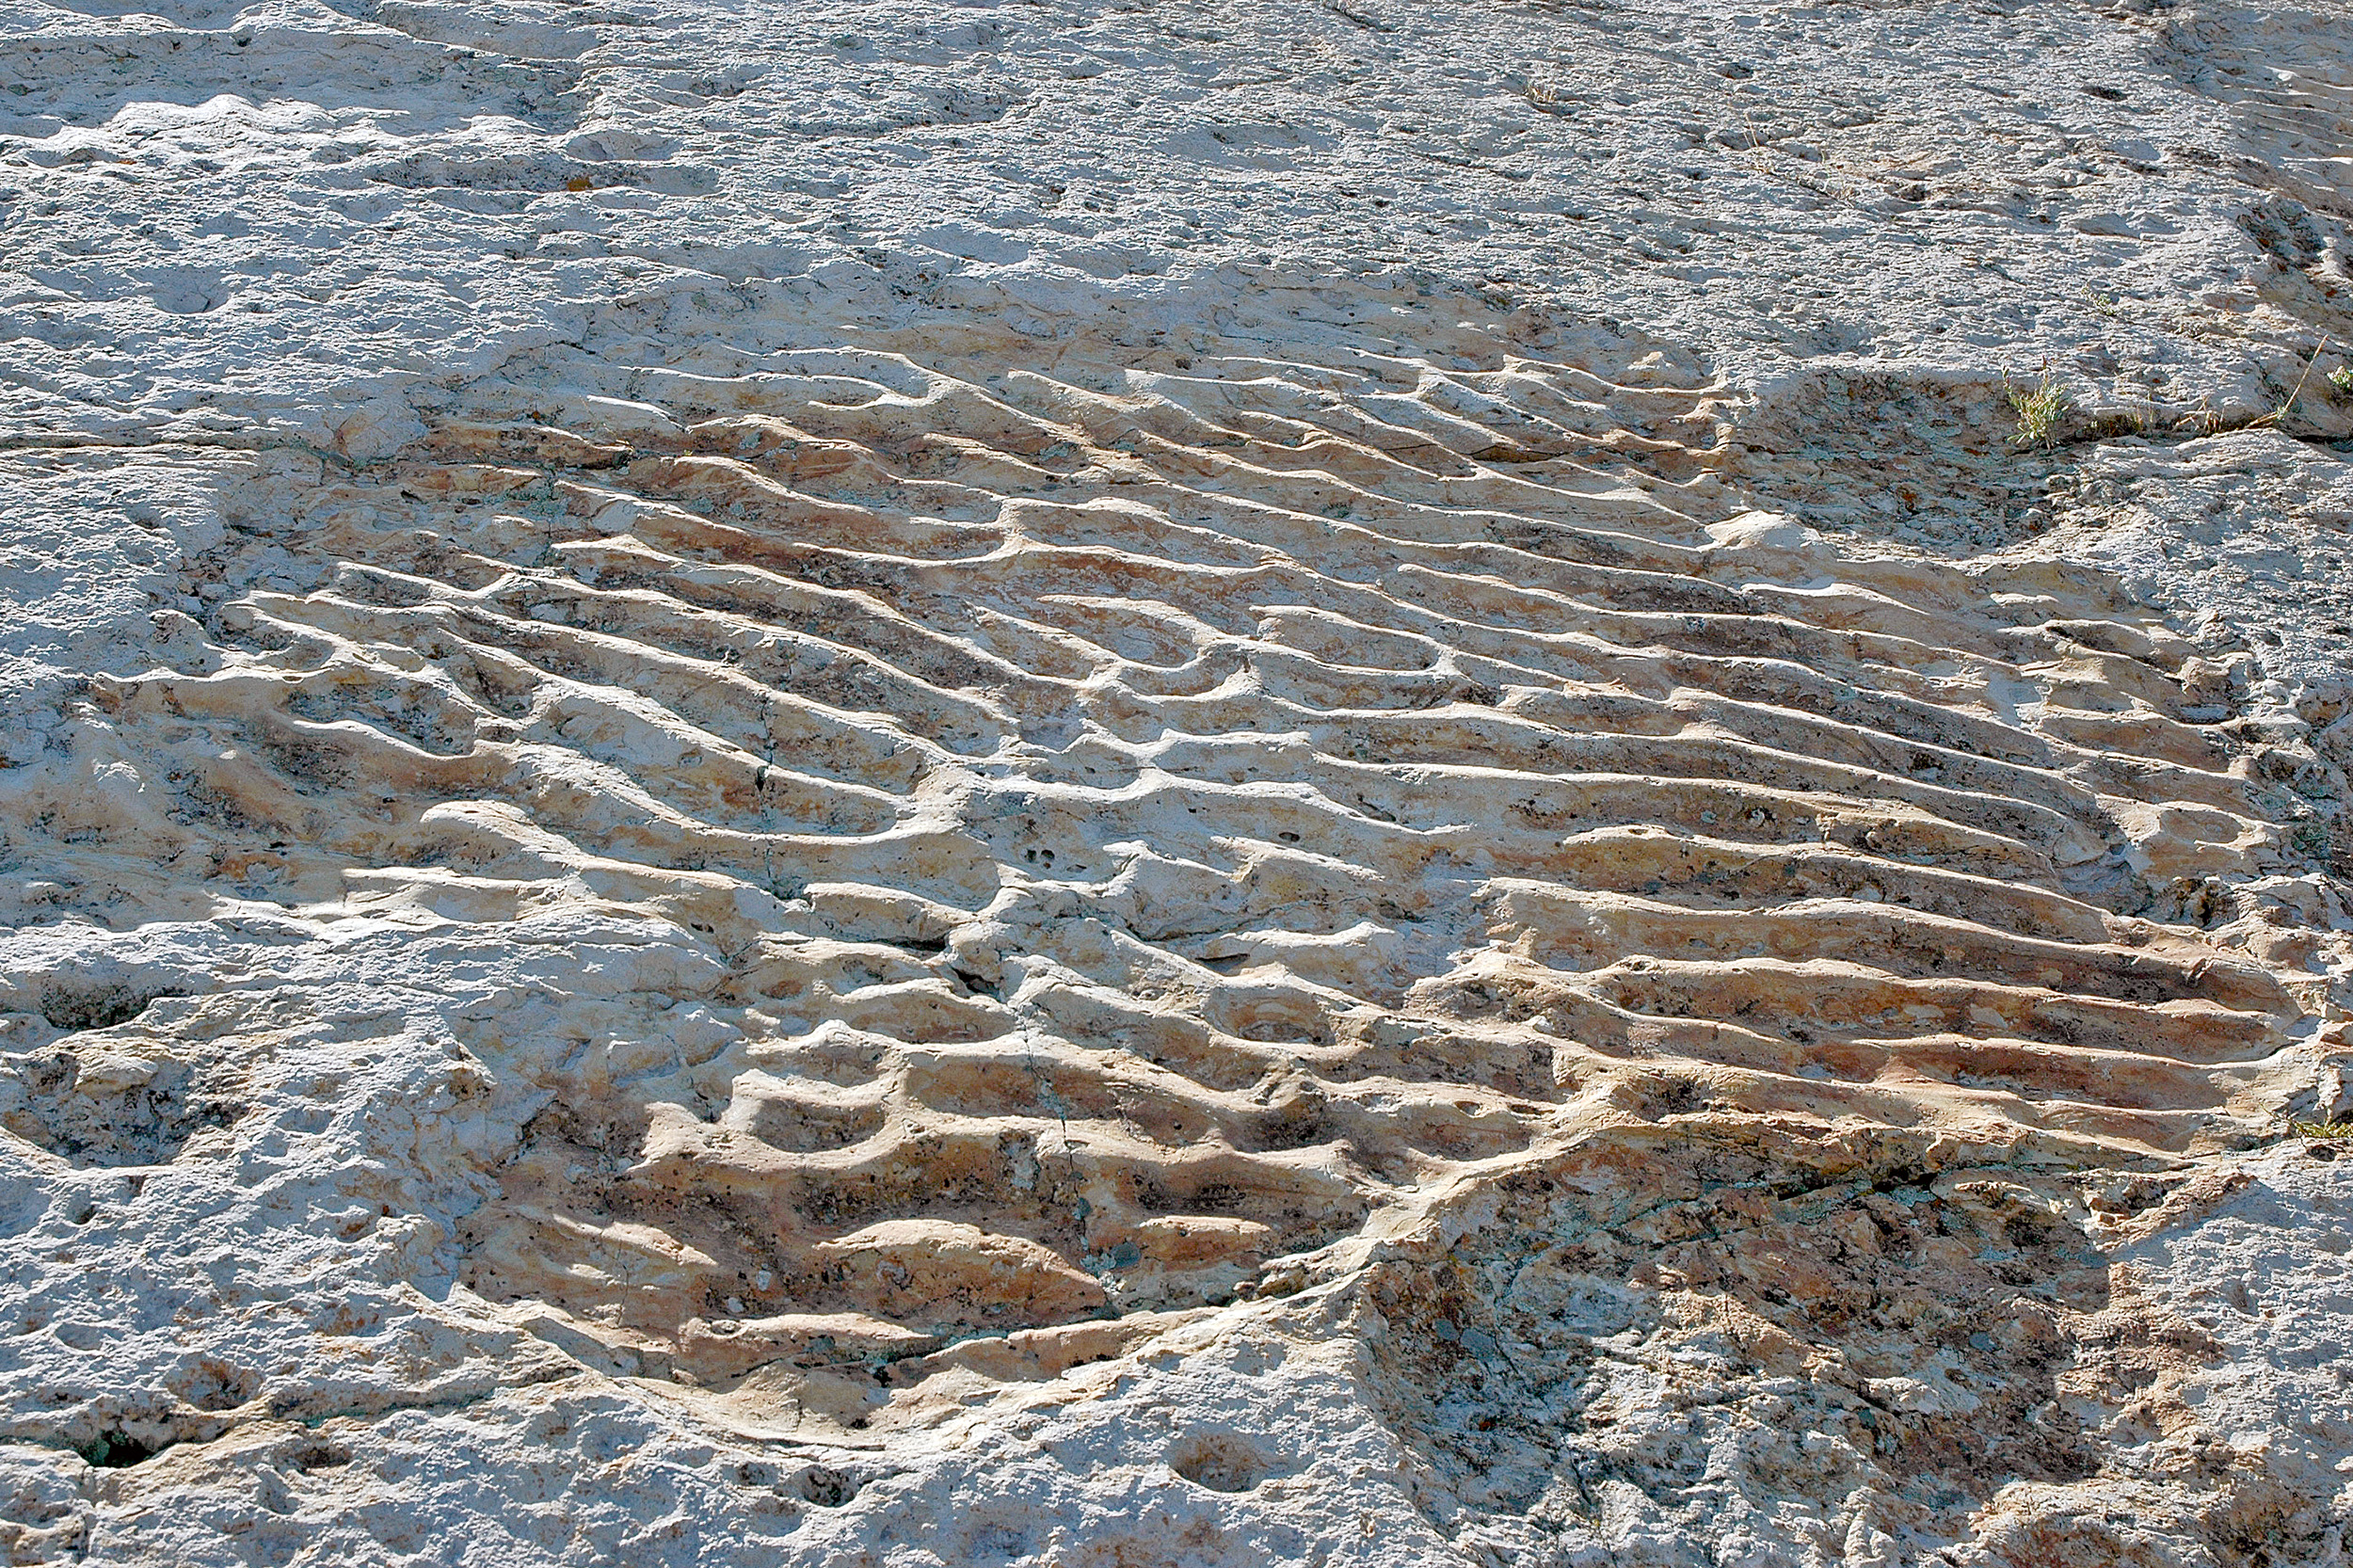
left=4, top=0, right=2353, bottom=1563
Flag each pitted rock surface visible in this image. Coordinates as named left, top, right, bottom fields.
left=5, top=1, right=2353, bottom=1564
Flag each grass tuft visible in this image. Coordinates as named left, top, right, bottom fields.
left=2005, top=367, right=2071, bottom=451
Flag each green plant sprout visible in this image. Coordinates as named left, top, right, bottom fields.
left=2005, top=367, right=2071, bottom=450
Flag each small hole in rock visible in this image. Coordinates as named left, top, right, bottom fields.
left=1170, top=1433, right=1272, bottom=1493
left=287, top=1440, right=351, bottom=1473
left=795, top=1464, right=856, bottom=1507
left=79, top=1430, right=168, bottom=1468
left=40, top=985, right=180, bottom=1032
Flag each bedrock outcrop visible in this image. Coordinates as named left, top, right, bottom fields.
left=4, top=1, right=2353, bottom=1563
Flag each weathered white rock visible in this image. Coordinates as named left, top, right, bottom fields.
left=4, top=0, right=2352, bottom=1562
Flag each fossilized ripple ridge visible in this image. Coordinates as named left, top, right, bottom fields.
left=49, top=320, right=2308, bottom=1432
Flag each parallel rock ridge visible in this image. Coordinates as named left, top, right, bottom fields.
left=8, top=0, right=2353, bottom=1556
left=7, top=313, right=2310, bottom=1464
